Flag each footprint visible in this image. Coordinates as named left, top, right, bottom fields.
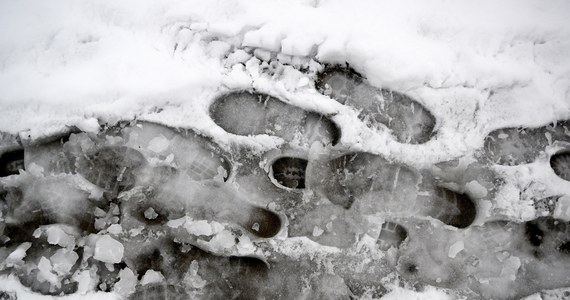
left=210, top=91, right=340, bottom=145
left=76, top=146, right=147, bottom=196
left=524, top=217, right=570, bottom=257
left=316, top=66, right=436, bottom=144
left=306, top=152, right=477, bottom=229
left=1, top=177, right=99, bottom=236
left=307, top=152, right=420, bottom=210
left=484, top=121, right=570, bottom=166
left=394, top=217, right=570, bottom=299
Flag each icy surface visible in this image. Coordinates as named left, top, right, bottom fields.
left=1, top=0, right=570, bottom=299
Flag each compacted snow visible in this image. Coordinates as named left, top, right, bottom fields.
left=1, top=0, right=570, bottom=299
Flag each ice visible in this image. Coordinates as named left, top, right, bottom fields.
left=37, top=256, right=59, bottom=286
left=94, top=235, right=124, bottom=264
left=3, top=242, right=30, bottom=267
left=140, top=270, right=164, bottom=286
left=113, top=267, right=137, bottom=297
left=50, top=248, right=79, bottom=276
left=128, top=283, right=189, bottom=300
left=316, top=67, right=436, bottom=144
left=553, top=196, right=570, bottom=221
left=143, top=207, right=158, bottom=220
left=447, top=241, right=464, bottom=258
left=147, top=135, right=170, bottom=153
left=210, top=91, right=339, bottom=146
left=185, top=261, right=206, bottom=289
left=42, top=225, right=78, bottom=249
left=1, top=4, right=570, bottom=295
left=484, top=121, right=570, bottom=166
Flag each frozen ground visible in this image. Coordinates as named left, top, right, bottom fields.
left=1, top=0, right=570, bottom=299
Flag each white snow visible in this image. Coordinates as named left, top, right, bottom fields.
left=93, top=235, right=124, bottom=264
left=1, top=0, right=570, bottom=299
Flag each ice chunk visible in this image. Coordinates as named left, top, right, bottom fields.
left=37, top=256, right=59, bottom=285
left=186, top=220, right=215, bottom=236
left=94, top=235, right=124, bottom=264
left=44, top=226, right=76, bottom=248
left=50, top=249, right=79, bottom=276
left=4, top=242, right=31, bottom=267
left=185, top=261, right=207, bottom=289
left=500, top=256, right=521, bottom=281
left=107, top=224, right=123, bottom=235
left=144, top=207, right=158, bottom=220
left=72, top=270, right=94, bottom=295
left=147, top=135, right=170, bottom=153
left=313, top=226, right=324, bottom=237
left=553, top=196, right=570, bottom=221
left=114, top=267, right=137, bottom=297
left=140, top=270, right=165, bottom=285
left=448, top=241, right=464, bottom=258
left=206, top=230, right=235, bottom=250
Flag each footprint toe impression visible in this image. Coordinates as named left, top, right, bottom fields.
left=316, top=66, right=436, bottom=144
left=270, top=157, right=307, bottom=189
left=551, top=151, right=570, bottom=181
left=0, top=149, right=24, bottom=177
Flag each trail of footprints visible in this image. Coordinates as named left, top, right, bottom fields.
left=0, top=65, right=569, bottom=299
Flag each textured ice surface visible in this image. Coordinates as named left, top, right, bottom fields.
left=210, top=91, right=340, bottom=146
left=316, top=67, right=436, bottom=144
left=484, top=121, right=570, bottom=166
left=2, top=92, right=570, bottom=299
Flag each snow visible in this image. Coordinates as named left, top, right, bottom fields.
left=1, top=0, right=570, bottom=299
left=93, top=235, right=124, bottom=264
left=381, top=285, right=453, bottom=300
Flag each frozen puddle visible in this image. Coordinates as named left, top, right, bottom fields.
left=1, top=67, right=570, bottom=300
